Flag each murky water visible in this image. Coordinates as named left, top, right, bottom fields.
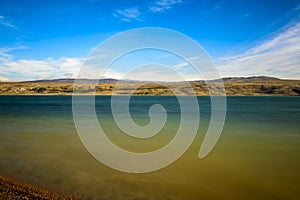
left=0, top=96, right=299, bottom=199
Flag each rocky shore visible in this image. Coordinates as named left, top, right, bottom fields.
left=0, top=175, right=75, bottom=200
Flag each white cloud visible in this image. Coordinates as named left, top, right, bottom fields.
left=113, top=7, right=141, bottom=22
left=0, top=15, right=17, bottom=29
left=0, top=76, right=12, bottom=82
left=2, top=20, right=300, bottom=82
left=149, top=0, right=182, bottom=13
left=89, top=62, right=202, bottom=82
left=216, top=21, right=300, bottom=79
left=108, top=65, right=190, bottom=82
left=0, top=50, right=83, bottom=81
left=173, top=62, right=189, bottom=69
left=101, top=68, right=124, bottom=79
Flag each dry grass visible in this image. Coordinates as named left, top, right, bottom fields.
left=0, top=79, right=299, bottom=96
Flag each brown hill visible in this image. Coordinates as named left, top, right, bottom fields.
left=0, top=76, right=299, bottom=96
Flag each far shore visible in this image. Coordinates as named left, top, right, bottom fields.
left=0, top=76, right=299, bottom=96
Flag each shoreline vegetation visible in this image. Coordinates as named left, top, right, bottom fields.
left=0, top=76, right=299, bottom=96
left=0, top=175, right=75, bottom=199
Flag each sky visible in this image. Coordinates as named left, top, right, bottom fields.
left=0, top=0, right=300, bottom=81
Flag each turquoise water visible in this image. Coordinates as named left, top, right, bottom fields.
left=0, top=96, right=299, bottom=199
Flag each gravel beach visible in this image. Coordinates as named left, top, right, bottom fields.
left=0, top=175, right=75, bottom=200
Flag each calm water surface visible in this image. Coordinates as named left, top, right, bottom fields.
left=0, top=96, right=299, bottom=199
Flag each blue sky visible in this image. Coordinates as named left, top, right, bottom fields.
left=0, top=0, right=300, bottom=81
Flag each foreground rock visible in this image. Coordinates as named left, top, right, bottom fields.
left=0, top=176, right=75, bottom=200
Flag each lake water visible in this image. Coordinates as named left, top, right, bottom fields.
left=0, top=96, right=299, bottom=199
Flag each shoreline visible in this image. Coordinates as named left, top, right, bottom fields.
left=1, top=77, right=300, bottom=96
left=0, top=93, right=299, bottom=96
left=0, top=175, right=75, bottom=199
left=0, top=95, right=299, bottom=97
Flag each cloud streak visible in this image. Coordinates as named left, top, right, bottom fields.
left=149, top=0, right=183, bottom=13
left=0, top=15, right=17, bottom=29
left=113, top=1, right=183, bottom=22
left=216, top=21, right=300, bottom=79
left=202, top=1, right=225, bottom=15
left=113, top=7, right=141, bottom=22
left=2, top=20, right=300, bottom=81
left=173, top=57, right=200, bottom=69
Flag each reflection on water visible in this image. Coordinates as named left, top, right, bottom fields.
left=0, top=96, right=299, bottom=199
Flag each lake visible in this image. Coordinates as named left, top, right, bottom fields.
left=0, top=96, right=299, bottom=199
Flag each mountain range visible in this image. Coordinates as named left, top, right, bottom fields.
left=0, top=76, right=299, bottom=96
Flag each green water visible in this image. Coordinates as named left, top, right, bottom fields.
left=0, top=96, right=299, bottom=199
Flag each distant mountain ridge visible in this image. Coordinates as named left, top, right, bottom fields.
left=220, top=76, right=281, bottom=82
left=19, top=76, right=291, bottom=84
left=25, top=78, right=119, bottom=83
left=1, top=76, right=299, bottom=96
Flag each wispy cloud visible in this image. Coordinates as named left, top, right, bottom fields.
left=149, top=0, right=183, bottom=13
left=202, top=1, right=225, bottom=15
left=216, top=21, right=300, bottom=79
left=113, top=7, right=141, bottom=22
left=294, top=3, right=300, bottom=11
left=0, top=15, right=17, bottom=29
left=0, top=46, right=26, bottom=60
left=2, top=19, right=300, bottom=81
left=113, top=1, right=183, bottom=22
left=173, top=57, right=199, bottom=69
